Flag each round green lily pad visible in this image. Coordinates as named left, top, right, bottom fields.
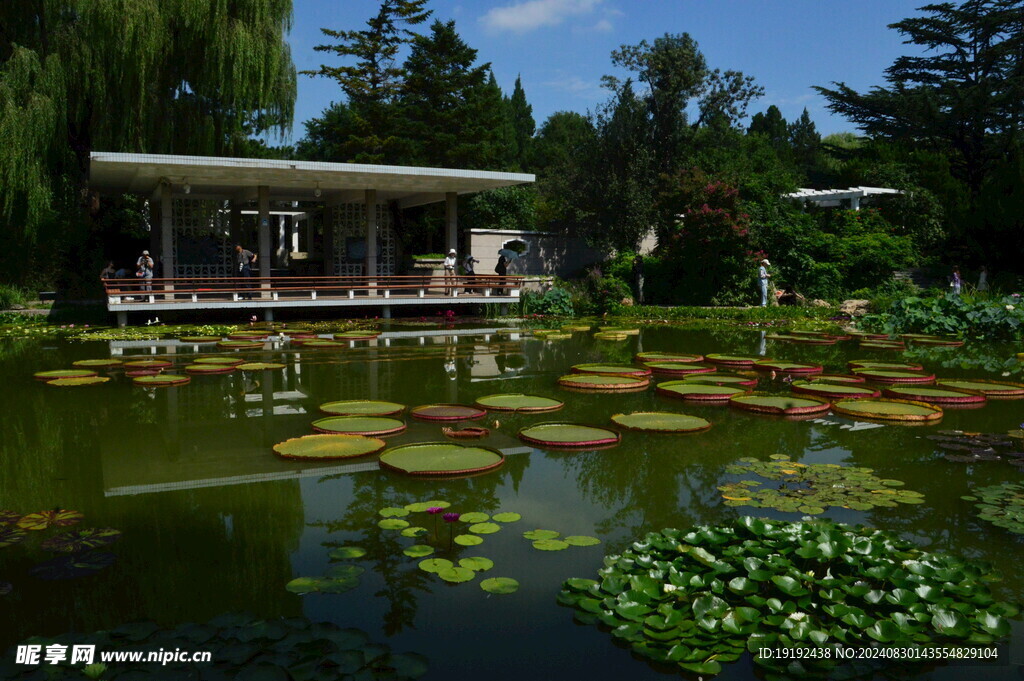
left=216, top=340, right=264, bottom=349
left=831, top=398, right=943, bottom=421
left=469, top=522, right=501, bottom=534
left=132, top=374, right=190, bottom=387
left=655, top=381, right=746, bottom=401
left=378, top=519, right=410, bottom=530
left=237, top=362, right=287, bottom=371
left=47, top=376, right=111, bottom=387
left=533, top=539, right=570, bottom=551
left=882, top=385, right=987, bottom=405
left=403, top=545, right=434, bottom=558
left=418, top=558, right=454, bottom=573
left=410, top=404, right=487, bottom=421
left=285, top=577, right=328, bottom=594
left=635, top=352, right=703, bottom=363
left=184, top=363, right=236, bottom=375
left=474, top=393, right=564, bottom=412
left=729, top=393, right=831, bottom=415
left=273, top=434, right=386, bottom=460
left=791, top=381, right=880, bottom=399
left=320, top=400, right=405, bottom=416
left=458, top=512, right=490, bottom=523
left=852, top=368, right=936, bottom=383
left=492, top=512, right=521, bottom=523
left=563, top=535, right=601, bottom=546
left=438, top=566, right=476, bottom=583
left=178, top=336, right=221, bottom=343
left=227, top=333, right=269, bottom=341
left=193, top=356, right=245, bottom=366
left=936, top=379, right=1024, bottom=397
left=610, top=411, right=711, bottom=433
left=593, top=331, right=628, bottom=340
left=401, top=526, right=428, bottom=537
left=378, top=442, right=504, bottom=475
left=518, top=423, right=620, bottom=448
left=454, top=534, right=483, bottom=546
left=815, top=373, right=867, bottom=384
left=459, top=557, right=494, bottom=571
left=297, top=339, right=346, bottom=347
left=848, top=360, right=924, bottom=371
left=557, top=374, right=649, bottom=391
left=312, top=415, right=407, bottom=436
left=123, top=359, right=173, bottom=369
left=523, top=529, right=560, bottom=540
left=71, top=359, right=122, bottom=368
left=752, top=360, right=824, bottom=374
left=571, top=363, right=651, bottom=377
left=679, top=374, right=758, bottom=387
left=404, top=501, right=449, bottom=512
left=598, top=326, right=640, bottom=334
left=329, top=546, right=366, bottom=559
left=704, top=353, right=760, bottom=366
left=333, top=331, right=380, bottom=340
left=378, top=507, right=410, bottom=517
left=34, top=369, right=98, bottom=381
left=643, top=362, right=718, bottom=376
left=480, top=577, right=519, bottom=594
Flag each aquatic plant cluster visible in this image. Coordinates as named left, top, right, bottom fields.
left=961, top=483, right=1024, bottom=534
left=558, top=516, right=1018, bottom=677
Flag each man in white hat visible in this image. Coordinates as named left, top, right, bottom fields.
left=136, top=250, right=154, bottom=293
left=443, top=248, right=457, bottom=295
left=758, top=258, right=771, bottom=307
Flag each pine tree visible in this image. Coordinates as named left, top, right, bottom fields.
left=507, top=76, right=536, bottom=169
left=748, top=105, right=789, bottom=148
left=787, top=108, right=821, bottom=174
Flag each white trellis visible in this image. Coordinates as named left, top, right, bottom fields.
left=330, top=203, right=396, bottom=276
left=172, top=199, right=231, bottom=277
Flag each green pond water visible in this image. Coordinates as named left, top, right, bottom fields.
left=2, top=324, right=1023, bottom=680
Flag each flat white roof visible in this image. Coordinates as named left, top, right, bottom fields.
left=89, top=152, right=534, bottom=205
left=783, top=186, right=902, bottom=202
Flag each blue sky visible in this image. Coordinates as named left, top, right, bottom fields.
left=284, top=0, right=926, bottom=143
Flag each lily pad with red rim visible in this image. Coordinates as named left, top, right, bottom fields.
left=333, top=331, right=380, bottom=340
left=557, top=374, right=650, bottom=392
left=610, top=412, right=711, bottom=433
left=178, top=336, right=221, bottom=343
left=848, top=360, right=925, bottom=371
left=643, top=362, right=718, bottom=377
left=410, top=404, right=487, bottom=421
left=859, top=341, right=905, bottom=350
left=474, top=393, right=564, bottom=412
left=312, top=416, right=407, bottom=436
left=729, top=393, right=831, bottom=415
left=678, top=374, right=758, bottom=387
left=882, top=385, right=987, bottom=405
left=123, top=359, right=173, bottom=369
left=237, top=362, right=287, bottom=371
left=831, top=397, right=943, bottom=422
left=227, top=333, right=269, bottom=341
left=132, top=374, right=190, bottom=387
left=704, top=354, right=761, bottom=366
left=125, top=369, right=162, bottom=377
left=378, top=442, right=504, bottom=475
left=634, top=351, right=703, bottom=363
left=593, top=331, right=628, bottom=341
left=47, top=376, right=111, bottom=387
left=571, top=363, right=651, bottom=377
left=40, top=528, right=122, bottom=553
left=71, top=359, right=122, bottom=368
left=752, top=360, right=824, bottom=374
left=17, top=510, right=84, bottom=530
left=936, top=379, right=1024, bottom=398
left=655, top=381, right=747, bottom=402
left=34, top=369, right=98, bottom=381
left=320, top=400, right=405, bottom=416
left=217, top=340, right=264, bottom=350
left=273, top=434, right=386, bottom=460
left=815, top=373, right=867, bottom=384
left=294, top=339, right=347, bottom=348
left=518, top=423, right=620, bottom=448
left=791, top=381, right=880, bottom=399
left=193, top=356, right=246, bottom=366
left=185, top=364, right=236, bottom=375
left=852, top=369, right=936, bottom=383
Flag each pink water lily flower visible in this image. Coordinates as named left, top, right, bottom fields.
left=443, top=512, right=460, bottom=523
left=427, top=506, right=444, bottom=515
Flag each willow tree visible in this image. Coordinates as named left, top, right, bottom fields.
left=0, top=0, right=297, bottom=242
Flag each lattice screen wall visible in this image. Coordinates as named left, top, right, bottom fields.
left=330, top=204, right=396, bottom=276
left=172, top=199, right=231, bottom=277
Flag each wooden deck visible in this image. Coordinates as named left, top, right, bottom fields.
left=104, top=274, right=523, bottom=325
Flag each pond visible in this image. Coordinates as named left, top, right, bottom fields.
left=1, top=322, right=1023, bottom=680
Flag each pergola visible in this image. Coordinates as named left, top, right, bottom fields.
left=782, top=186, right=902, bottom=210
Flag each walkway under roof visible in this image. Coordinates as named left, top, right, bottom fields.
left=782, top=186, right=902, bottom=209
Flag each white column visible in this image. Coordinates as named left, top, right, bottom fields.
left=365, top=189, right=378, bottom=287
left=258, top=186, right=271, bottom=290
left=445, top=192, right=458, bottom=254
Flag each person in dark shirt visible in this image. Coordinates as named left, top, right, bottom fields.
left=235, top=244, right=257, bottom=300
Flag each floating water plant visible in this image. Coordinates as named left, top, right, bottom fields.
left=848, top=360, right=925, bottom=371
left=610, top=412, right=711, bottom=433
left=47, top=376, right=110, bottom=387
left=929, top=430, right=1024, bottom=468
left=378, top=442, right=504, bottom=475
left=33, top=369, right=98, bottom=381
left=571, top=363, right=651, bottom=377
left=752, top=360, right=823, bottom=374
left=518, top=423, right=620, bottom=448
left=598, top=327, right=639, bottom=335
left=273, top=434, right=386, bottom=460
left=40, top=528, right=122, bottom=553
left=557, top=374, right=649, bottom=392
left=831, top=397, right=943, bottom=422
left=634, top=351, right=703, bottom=363
left=522, top=529, right=600, bottom=552
left=184, top=363, right=236, bottom=375
left=178, top=336, right=221, bottom=343
left=237, top=362, right=287, bottom=371
left=320, top=400, right=405, bottom=416
left=790, top=381, right=880, bottom=399
left=558, top=516, right=1017, bottom=677
left=728, top=393, right=831, bottom=416
left=193, top=356, right=245, bottom=366
left=720, top=455, right=921, bottom=513
left=704, top=353, right=760, bottom=366
left=473, top=393, right=564, bottom=412
left=814, top=373, right=867, bottom=384
left=912, top=337, right=965, bottom=347
left=963, top=482, right=1024, bottom=534
left=334, top=331, right=380, bottom=340
left=410, top=404, right=487, bottom=421
left=17, top=510, right=84, bottom=530
left=311, top=416, right=407, bottom=436
left=71, top=359, right=122, bottom=368
left=851, top=368, right=936, bottom=384
left=643, top=362, right=718, bottom=377
left=677, top=374, right=758, bottom=387
left=882, top=385, right=986, bottom=405
left=935, top=378, right=1024, bottom=398
left=216, top=340, right=263, bottom=349
left=480, top=577, right=519, bottom=594
left=593, top=331, right=628, bottom=341
left=131, top=374, right=190, bottom=387
left=123, top=359, right=173, bottom=369
left=655, top=381, right=747, bottom=402
left=227, top=333, right=269, bottom=341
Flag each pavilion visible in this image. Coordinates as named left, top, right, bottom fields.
left=782, top=186, right=903, bottom=210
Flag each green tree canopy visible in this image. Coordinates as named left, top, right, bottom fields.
left=506, top=75, right=536, bottom=169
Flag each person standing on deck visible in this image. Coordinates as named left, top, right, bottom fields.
left=494, top=253, right=509, bottom=296
left=235, top=244, right=257, bottom=300
left=463, top=253, right=479, bottom=293
left=757, top=259, right=771, bottom=307
left=136, top=250, right=154, bottom=292
left=443, top=249, right=457, bottom=295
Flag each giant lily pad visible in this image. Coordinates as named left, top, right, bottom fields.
left=848, top=360, right=925, bottom=371
left=936, top=378, right=1024, bottom=398
left=237, top=362, right=287, bottom=371
left=571, top=363, right=651, bottom=377
left=33, top=369, right=98, bottom=381
left=473, top=393, right=564, bottom=412
left=968, top=482, right=1024, bottom=534
left=193, top=356, right=245, bottom=366
left=216, top=340, right=263, bottom=349
left=297, top=339, right=347, bottom=348
left=704, top=353, right=760, bottom=366
left=47, top=376, right=111, bottom=387
left=910, top=336, right=965, bottom=347
left=728, top=393, right=831, bottom=415
left=598, top=326, right=639, bottom=335
left=320, top=400, right=405, bottom=416
left=610, top=412, right=711, bottom=433
left=882, top=385, right=986, bottom=405
left=643, top=362, right=718, bottom=377
left=655, top=381, right=747, bottom=402
left=557, top=374, right=649, bottom=391
left=558, top=516, right=1016, bottom=678
left=518, top=423, right=620, bottom=448
left=312, top=416, right=407, bottom=436
left=480, top=577, right=519, bottom=594
left=752, top=360, right=823, bottom=374
left=790, top=381, right=880, bottom=399
left=334, top=331, right=380, bottom=340
left=814, top=373, right=867, bottom=384
left=678, top=374, right=758, bottom=387
left=123, top=359, right=173, bottom=369
left=132, top=374, right=190, bottom=387
left=852, top=368, right=936, bottom=383
left=410, top=404, right=487, bottom=421
left=40, top=528, right=122, bottom=553
left=184, top=363, right=236, bottom=375
left=227, top=333, right=269, bottom=341
left=273, top=434, right=386, bottom=460
left=178, top=336, right=221, bottom=343
left=634, top=352, right=703, bottom=363
left=17, top=510, right=83, bottom=530
left=831, top=397, right=943, bottom=422
left=592, top=331, right=628, bottom=341
left=71, top=359, right=122, bottom=368
left=378, top=442, right=504, bottom=475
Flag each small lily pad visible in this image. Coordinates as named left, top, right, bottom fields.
left=378, top=519, right=410, bottom=530
left=329, top=546, right=366, bottom=559
left=418, top=558, right=454, bottom=573
left=492, top=512, right=521, bottom=523
left=438, top=566, right=476, bottom=583
left=459, top=557, right=494, bottom=572
left=563, top=535, right=601, bottom=547
left=533, top=539, right=570, bottom=551
left=480, top=577, right=519, bottom=594
left=326, top=564, right=365, bottom=579
left=454, top=534, right=483, bottom=546
left=379, top=507, right=411, bottom=518
left=469, top=522, right=501, bottom=534
left=403, top=545, right=435, bottom=558
left=401, top=526, right=428, bottom=538
left=459, top=512, right=490, bottom=523
left=40, top=528, right=121, bottom=553
left=523, top=529, right=560, bottom=540
left=47, top=376, right=111, bottom=387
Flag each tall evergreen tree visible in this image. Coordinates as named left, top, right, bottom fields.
left=305, top=0, right=431, bottom=162
left=506, top=76, right=535, bottom=169
left=787, top=108, right=821, bottom=175
left=748, top=105, right=789, bottom=147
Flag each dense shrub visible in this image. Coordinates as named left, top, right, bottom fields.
left=520, top=286, right=574, bottom=316
left=0, top=285, right=28, bottom=309
left=861, top=293, right=1024, bottom=340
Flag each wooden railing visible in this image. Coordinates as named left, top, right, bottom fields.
left=103, top=274, right=524, bottom=305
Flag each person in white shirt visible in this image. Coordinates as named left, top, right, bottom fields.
left=443, top=248, right=457, bottom=295
left=758, top=258, right=771, bottom=307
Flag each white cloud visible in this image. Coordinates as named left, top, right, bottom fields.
left=542, top=73, right=604, bottom=100
left=480, top=0, right=604, bottom=34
